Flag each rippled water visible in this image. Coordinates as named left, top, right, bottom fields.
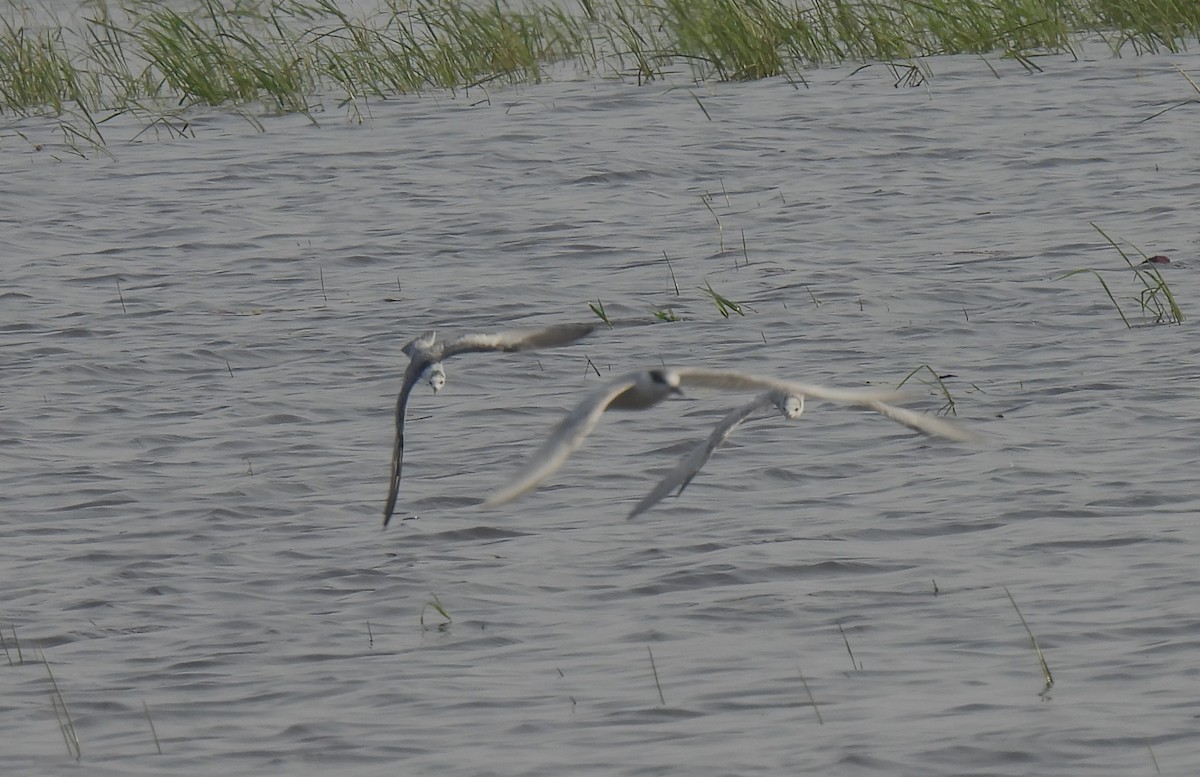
left=4, top=44, right=1200, bottom=775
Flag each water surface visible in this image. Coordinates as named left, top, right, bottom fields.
left=3, top=45, right=1199, bottom=775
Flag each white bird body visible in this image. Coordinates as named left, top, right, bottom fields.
left=384, top=322, right=594, bottom=526
left=482, top=366, right=967, bottom=508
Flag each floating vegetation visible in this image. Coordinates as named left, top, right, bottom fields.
left=1061, top=223, right=1184, bottom=327
left=2, top=0, right=1199, bottom=147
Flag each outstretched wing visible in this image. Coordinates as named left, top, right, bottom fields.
left=402, top=330, right=438, bottom=359
left=383, top=323, right=592, bottom=524
left=382, top=358, right=429, bottom=527
left=442, top=323, right=594, bottom=358
left=483, top=374, right=638, bottom=508
left=675, top=367, right=973, bottom=442
left=675, top=367, right=904, bottom=405
left=862, top=400, right=978, bottom=442
left=628, top=392, right=781, bottom=520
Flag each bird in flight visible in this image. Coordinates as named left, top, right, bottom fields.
left=482, top=366, right=973, bottom=508
left=383, top=322, right=594, bottom=526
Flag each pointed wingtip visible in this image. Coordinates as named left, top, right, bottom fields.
left=382, top=475, right=401, bottom=529
left=482, top=478, right=540, bottom=509
left=480, top=493, right=512, bottom=510
left=868, top=400, right=981, bottom=443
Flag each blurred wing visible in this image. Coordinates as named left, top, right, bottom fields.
left=442, top=323, right=595, bottom=357
left=382, top=359, right=426, bottom=527
left=673, top=368, right=975, bottom=441
left=863, top=400, right=978, bottom=442
left=628, top=394, right=775, bottom=520
left=675, top=367, right=905, bottom=404
left=484, top=375, right=637, bottom=508
left=402, top=330, right=437, bottom=359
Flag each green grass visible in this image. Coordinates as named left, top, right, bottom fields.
left=1061, top=223, right=1184, bottom=327
left=2, top=0, right=1199, bottom=147
left=0, top=18, right=90, bottom=114
left=1004, top=587, right=1054, bottom=694
left=588, top=298, right=613, bottom=327
left=419, top=591, right=452, bottom=630
left=663, top=252, right=680, bottom=296
left=134, top=0, right=317, bottom=114
left=897, top=364, right=961, bottom=416
left=1140, top=65, right=1200, bottom=122
left=699, top=279, right=745, bottom=317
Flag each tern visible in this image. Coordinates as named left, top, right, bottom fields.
left=383, top=322, right=594, bottom=526
left=483, top=366, right=972, bottom=508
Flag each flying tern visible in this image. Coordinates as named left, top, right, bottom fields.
left=483, top=366, right=971, bottom=508
left=383, top=322, right=594, bottom=526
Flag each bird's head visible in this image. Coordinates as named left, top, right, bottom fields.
left=647, top=369, right=684, bottom=396
left=427, top=363, right=447, bottom=394
left=777, top=394, right=805, bottom=420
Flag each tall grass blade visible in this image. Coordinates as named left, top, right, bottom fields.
left=646, top=645, right=666, bottom=705
left=663, top=251, right=680, bottom=296
left=1088, top=223, right=1183, bottom=325
left=143, top=700, right=162, bottom=754
left=420, top=591, right=452, bottom=630
left=836, top=620, right=861, bottom=670
left=1059, top=268, right=1131, bottom=329
left=42, top=652, right=81, bottom=760
left=1004, top=587, right=1053, bottom=693
left=699, top=280, right=744, bottom=318
left=588, top=298, right=612, bottom=328
left=896, top=364, right=959, bottom=415
left=798, top=669, right=823, bottom=724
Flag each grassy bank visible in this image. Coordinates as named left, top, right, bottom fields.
left=1, top=0, right=1198, bottom=145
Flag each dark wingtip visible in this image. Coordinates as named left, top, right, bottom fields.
left=382, top=489, right=398, bottom=528
left=381, top=432, right=405, bottom=529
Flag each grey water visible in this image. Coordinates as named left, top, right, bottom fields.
left=3, top=43, right=1200, bottom=776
